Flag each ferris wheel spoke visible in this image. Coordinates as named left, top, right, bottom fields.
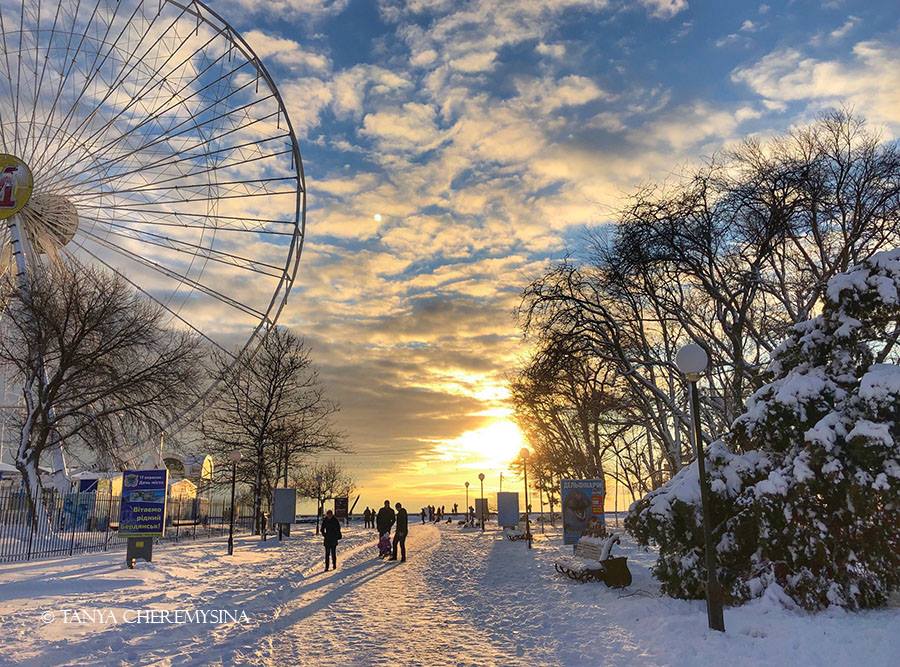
left=52, top=134, right=291, bottom=197
left=60, top=95, right=277, bottom=189
left=81, top=216, right=288, bottom=278
left=36, top=10, right=224, bottom=182
left=58, top=51, right=252, bottom=179
left=20, top=0, right=87, bottom=167
left=52, top=43, right=250, bottom=183
left=13, top=0, right=27, bottom=154
left=77, top=213, right=297, bottom=236
left=68, top=175, right=296, bottom=202
left=31, top=7, right=193, bottom=182
left=0, top=15, right=15, bottom=153
left=76, top=227, right=269, bottom=320
left=31, top=0, right=126, bottom=172
left=21, top=0, right=65, bottom=161
left=81, top=144, right=294, bottom=194
left=60, top=241, right=229, bottom=354
left=32, top=2, right=184, bottom=177
left=72, top=203, right=299, bottom=228
left=26, top=0, right=108, bottom=172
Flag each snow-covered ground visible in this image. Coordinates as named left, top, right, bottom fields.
left=0, top=522, right=897, bottom=666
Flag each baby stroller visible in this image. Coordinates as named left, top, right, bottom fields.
left=377, top=533, right=392, bottom=559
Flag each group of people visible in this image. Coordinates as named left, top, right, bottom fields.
left=374, top=500, right=408, bottom=562
left=419, top=503, right=464, bottom=524
left=332, top=501, right=408, bottom=568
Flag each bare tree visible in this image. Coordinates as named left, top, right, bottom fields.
left=515, top=111, right=900, bottom=497
left=0, top=260, right=202, bottom=525
left=202, top=327, right=344, bottom=533
left=292, top=459, right=355, bottom=533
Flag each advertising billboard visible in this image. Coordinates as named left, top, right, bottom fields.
left=496, top=492, right=520, bottom=528
left=334, top=496, right=349, bottom=519
left=118, top=469, right=168, bottom=537
left=560, top=478, right=605, bottom=545
left=475, top=498, right=489, bottom=524
left=272, top=488, right=297, bottom=524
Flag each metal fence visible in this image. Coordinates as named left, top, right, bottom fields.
left=0, top=489, right=255, bottom=564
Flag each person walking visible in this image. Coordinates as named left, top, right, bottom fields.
left=363, top=507, right=371, bottom=529
left=390, top=502, right=408, bottom=562
left=420, top=507, right=426, bottom=524
left=376, top=499, right=395, bottom=538
left=321, top=509, right=342, bottom=571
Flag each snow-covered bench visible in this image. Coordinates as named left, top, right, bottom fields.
left=554, top=535, right=632, bottom=587
left=505, top=523, right=532, bottom=541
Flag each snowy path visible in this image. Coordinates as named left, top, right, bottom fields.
left=1, top=522, right=898, bottom=666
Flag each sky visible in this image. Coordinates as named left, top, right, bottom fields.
left=211, top=0, right=900, bottom=512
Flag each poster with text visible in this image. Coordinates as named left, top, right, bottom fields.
left=560, top=478, right=605, bottom=545
left=119, top=469, right=168, bottom=537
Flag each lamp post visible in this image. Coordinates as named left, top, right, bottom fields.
left=478, top=473, right=485, bottom=532
left=520, top=448, right=532, bottom=549
left=227, top=451, right=242, bottom=556
left=315, top=473, right=323, bottom=535
left=465, top=481, right=469, bottom=523
left=499, top=472, right=503, bottom=492
left=675, top=343, right=725, bottom=633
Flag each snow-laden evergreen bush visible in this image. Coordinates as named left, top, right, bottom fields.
left=626, top=249, right=900, bottom=610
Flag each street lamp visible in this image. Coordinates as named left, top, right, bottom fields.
left=227, top=451, right=242, bottom=556
left=675, top=343, right=725, bottom=633
left=465, top=481, right=469, bottom=524
left=520, top=448, right=532, bottom=549
left=478, top=473, right=485, bottom=532
left=315, top=473, right=323, bottom=535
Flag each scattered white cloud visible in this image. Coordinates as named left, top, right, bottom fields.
left=449, top=51, right=498, bottom=73
left=243, top=30, right=330, bottom=72
left=732, top=41, right=900, bottom=129
left=536, top=42, right=566, bottom=59
left=361, top=102, right=444, bottom=151
left=830, top=15, right=861, bottom=40
left=639, top=0, right=689, bottom=20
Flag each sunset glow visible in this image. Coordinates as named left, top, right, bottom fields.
left=440, top=419, right=526, bottom=473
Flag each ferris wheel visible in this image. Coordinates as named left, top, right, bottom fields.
left=0, top=0, right=306, bottom=468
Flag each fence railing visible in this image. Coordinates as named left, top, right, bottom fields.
left=0, top=489, right=255, bottom=564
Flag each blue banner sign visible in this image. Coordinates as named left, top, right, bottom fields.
left=561, top=478, right=605, bottom=545
left=119, top=469, right=168, bottom=536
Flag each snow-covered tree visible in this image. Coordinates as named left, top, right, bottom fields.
left=626, top=249, right=900, bottom=610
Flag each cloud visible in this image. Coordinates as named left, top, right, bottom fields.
left=732, top=41, right=900, bottom=128
left=225, top=0, right=350, bottom=19
left=243, top=30, right=330, bottom=72
left=638, top=0, right=688, bottom=20
left=449, top=51, right=497, bottom=73
left=830, top=15, right=860, bottom=40
left=361, top=102, right=444, bottom=151
left=331, top=66, right=412, bottom=118
left=536, top=42, right=566, bottom=59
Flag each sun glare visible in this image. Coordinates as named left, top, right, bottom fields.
left=445, top=419, right=526, bottom=471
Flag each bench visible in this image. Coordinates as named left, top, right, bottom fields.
left=554, top=535, right=632, bottom=587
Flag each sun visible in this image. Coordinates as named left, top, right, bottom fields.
left=446, top=419, right=526, bottom=471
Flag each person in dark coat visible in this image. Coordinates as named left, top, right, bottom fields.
left=390, top=502, right=408, bottom=562
left=420, top=507, right=426, bottom=524
left=376, top=500, right=395, bottom=537
left=363, top=507, right=372, bottom=528
left=321, top=509, right=342, bottom=571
